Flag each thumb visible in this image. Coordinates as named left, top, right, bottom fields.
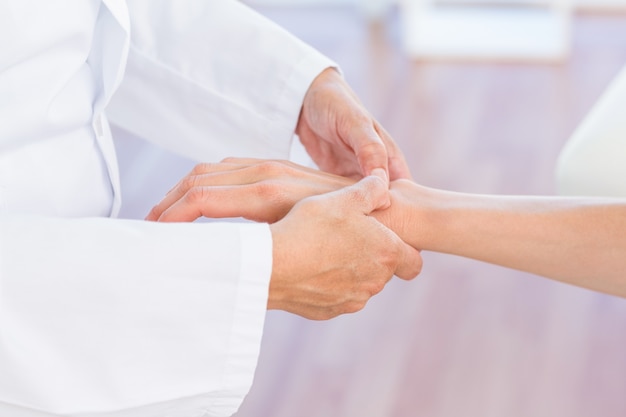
left=348, top=123, right=390, bottom=183
left=339, top=172, right=390, bottom=214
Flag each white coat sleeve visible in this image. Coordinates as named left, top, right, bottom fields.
left=0, top=215, right=272, bottom=417
left=106, top=0, right=336, bottom=162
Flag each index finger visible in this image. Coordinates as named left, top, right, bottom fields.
left=373, top=121, right=413, bottom=181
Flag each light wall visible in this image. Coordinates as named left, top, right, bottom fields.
left=245, top=0, right=626, bottom=12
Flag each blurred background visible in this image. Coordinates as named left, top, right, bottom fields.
left=114, top=1, right=626, bottom=416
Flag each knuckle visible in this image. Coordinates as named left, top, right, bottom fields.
left=307, top=310, right=334, bottom=321
left=191, top=162, right=213, bottom=175
left=340, top=113, right=370, bottom=137
left=322, top=308, right=341, bottom=320
left=251, top=180, right=281, bottom=200
left=348, top=187, right=369, bottom=206
left=257, top=160, right=289, bottom=176
left=343, top=300, right=367, bottom=315
left=180, top=175, right=198, bottom=192
left=185, top=186, right=210, bottom=204
left=365, top=278, right=387, bottom=296
left=250, top=181, right=290, bottom=220
left=307, top=304, right=343, bottom=321
left=375, top=247, right=401, bottom=274
left=349, top=112, right=372, bottom=128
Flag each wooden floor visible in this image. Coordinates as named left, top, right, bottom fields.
left=114, top=7, right=626, bottom=417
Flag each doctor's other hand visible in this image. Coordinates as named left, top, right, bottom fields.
left=297, top=67, right=411, bottom=183
left=267, top=174, right=422, bottom=320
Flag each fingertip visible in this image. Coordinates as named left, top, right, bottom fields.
left=155, top=211, right=170, bottom=223
left=156, top=206, right=183, bottom=223
left=370, top=168, right=389, bottom=185
left=368, top=170, right=391, bottom=209
left=145, top=207, right=160, bottom=221
left=156, top=202, right=203, bottom=223
left=396, top=245, right=423, bottom=280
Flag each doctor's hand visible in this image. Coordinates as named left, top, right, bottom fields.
left=146, top=158, right=355, bottom=223
left=148, top=161, right=422, bottom=319
left=146, top=157, right=419, bottom=249
left=267, top=174, right=422, bottom=320
left=297, top=67, right=411, bottom=184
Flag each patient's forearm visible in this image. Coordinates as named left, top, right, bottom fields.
left=377, top=180, right=626, bottom=296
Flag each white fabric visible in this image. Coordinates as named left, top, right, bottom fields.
left=556, top=65, right=626, bottom=197
left=0, top=0, right=334, bottom=416
left=108, top=0, right=333, bottom=162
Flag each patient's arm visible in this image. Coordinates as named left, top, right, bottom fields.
left=378, top=180, right=626, bottom=297
left=148, top=158, right=626, bottom=297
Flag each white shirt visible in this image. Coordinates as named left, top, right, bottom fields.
left=556, top=65, right=626, bottom=198
left=0, top=1, right=334, bottom=416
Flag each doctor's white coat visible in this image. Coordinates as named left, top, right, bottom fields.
left=0, top=1, right=333, bottom=416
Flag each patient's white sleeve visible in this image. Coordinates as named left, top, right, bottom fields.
left=107, top=0, right=336, bottom=162
left=556, top=66, right=626, bottom=197
left=0, top=216, right=271, bottom=417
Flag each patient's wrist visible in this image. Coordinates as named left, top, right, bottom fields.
left=373, top=180, right=449, bottom=252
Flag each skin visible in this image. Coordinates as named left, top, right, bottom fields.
left=378, top=181, right=626, bottom=296
left=151, top=168, right=422, bottom=320
left=149, top=158, right=626, bottom=298
left=266, top=175, right=422, bottom=320
left=296, top=68, right=412, bottom=184
left=147, top=69, right=422, bottom=320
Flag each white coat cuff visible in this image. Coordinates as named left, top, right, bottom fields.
left=270, top=52, right=338, bottom=155
left=212, top=222, right=272, bottom=416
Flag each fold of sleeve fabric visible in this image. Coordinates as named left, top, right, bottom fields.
left=106, top=0, right=336, bottom=162
left=0, top=216, right=272, bottom=417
